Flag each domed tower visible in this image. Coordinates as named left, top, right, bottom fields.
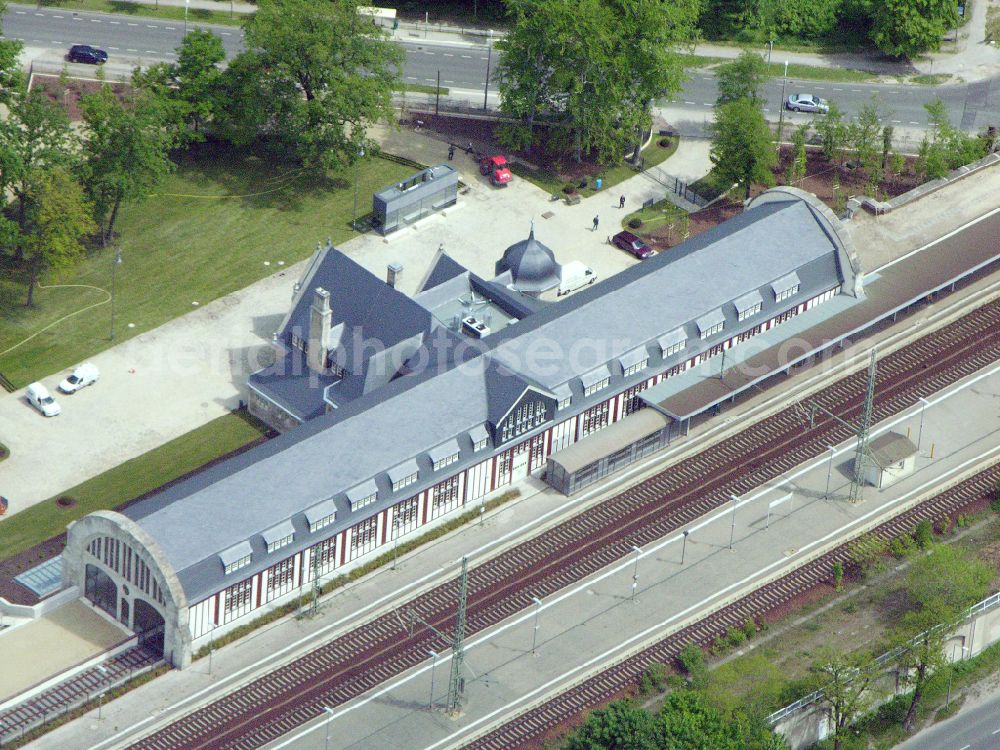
left=495, top=225, right=561, bottom=295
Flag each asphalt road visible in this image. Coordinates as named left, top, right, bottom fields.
left=895, top=686, right=1000, bottom=750
left=5, top=4, right=999, bottom=135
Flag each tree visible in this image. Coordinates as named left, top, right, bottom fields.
left=815, top=101, right=847, bottom=163
left=847, top=96, right=884, bottom=179
left=785, top=123, right=808, bottom=185
left=563, top=699, right=661, bottom=750
left=916, top=98, right=989, bottom=180
left=134, top=29, right=226, bottom=142
left=870, top=0, right=957, bottom=59
left=79, top=85, right=175, bottom=245
left=497, top=0, right=697, bottom=163
left=892, top=544, right=991, bottom=732
left=709, top=98, right=777, bottom=200
left=716, top=49, right=769, bottom=107
left=0, top=83, right=75, bottom=235
left=0, top=0, right=23, bottom=101
left=233, top=0, right=403, bottom=170
left=811, top=648, right=877, bottom=750
left=23, top=167, right=96, bottom=306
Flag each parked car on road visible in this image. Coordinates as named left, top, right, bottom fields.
left=26, top=382, right=61, bottom=417
left=68, top=45, right=108, bottom=64
left=59, top=363, right=100, bottom=394
left=610, top=230, right=655, bottom=260
left=785, top=94, right=829, bottom=114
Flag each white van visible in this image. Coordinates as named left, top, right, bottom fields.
left=26, top=382, right=61, bottom=417
left=557, top=261, right=597, bottom=296
left=59, top=362, right=100, bottom=393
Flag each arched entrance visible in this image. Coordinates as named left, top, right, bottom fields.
left=132, top=599, right=165, bottom=657
left=84, top=564, right=117, bottom=619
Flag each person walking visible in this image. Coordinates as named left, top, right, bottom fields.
left=592, top=215, right=600, bottom=231
left=448, top=144, right=455, bottom=160
left=619, top=195, right=626, bottom=209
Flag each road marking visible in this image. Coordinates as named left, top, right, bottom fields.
left=406, top=76, right=417, bottom=80
left=33, top=11, right=43, bottom=15
left=109, top=20, right=120, bottom=24
left=127, top=22, right=138, bottom=26
left=702, top=102, right=712, bottom=106
left=146, top=24, right=157, bottom=28
left=127, top=48, right=137, bottom=52
left=891, top=119, right=901, bottom=123
left=480, top=56, right=488, bottom=60
left=145, top=49, right=157, bottom=53
left=960, top=745, right=970, bottom=749
left=51, top=40, right=62, bottom=44
left=220, top=31, right=232, bottom=35
left=53, top=14, right=63, bottom=18
left=14, top=10, right=24, bottom=14
left=423, top=50, right=435, bottom=55
left=850, top=88, right=862, bottom=92
left=443, top=53, right=453, bottom=57
left=683, top=101, right=696, bottom=105
left=444, top=80, right=454, bottom=83
left=461, top=54, right=471, bottom=58
left=832, top=87, right=843, bottom=91
left=109, top=46, right=118, bottom=50
left=992, top=728, right=1000, bottom=734
left=814, top=87, right=824, bottom=90
left=166, top=26, right=176, bottom=30
left=910, top=121, right=920, bottom=124
left=90, top=18, right=100, bottom=22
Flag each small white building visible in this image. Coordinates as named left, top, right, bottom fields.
left=866, top=432, right=918, bottom=489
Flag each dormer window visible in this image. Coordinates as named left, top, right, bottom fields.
left=220, top=540, right=253, bottom=575
left=469, top=424, right=490, bottom=452
left=581, top=365, right=611, bottom=397
left=658, top=329, right=686, bottom=358
left=429, top=439, right=461, bottom=471
left=347, top=479, right=378, bottom=511
left=771, top=272, right=801, bottom=303
left=619, top=347, right=648, bottom=378
left=734, top=291, right=763, bottom=322
left=305, top=498, right=338, bottom=532
left=554, top=384, right=572, bottom=410
left=262, top=520, right=295, bottom=554
left=388, top=459, right=420, bottom=493
left=696, top=309, right=725, bottom=340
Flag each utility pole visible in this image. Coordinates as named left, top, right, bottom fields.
left=848, top=349, right=878, bottom=504
left=777, top=60, right=789, bottom=146
left=310, top=541, right=322, bottom=616
left=446, top=556, right=469, bottom=713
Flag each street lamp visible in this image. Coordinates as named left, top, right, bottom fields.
left=777, top=60, right=789, bottom=146
left=917, top=398, right=930, bottom=454
left=681, top=530, right=690, bottom=565
left=767, top=39, right=774, bottom=67
left=729, top=495, right=739, bottom=551
left=483, top=30, right=493, bottom=111
left=630, top=545, right=641, bottom=600
left=323, top=705, right=335, bottom=750
left=530, top=596, right=542, bottom=655
left=391, top=516, right=400, bottom=570
left=208, top=623, right=216, bottom=674
left=824, top=445, right=836, bottom=500
left=428, top=650, right=439, bottom=710
left=184, top=0, right=189, bottom=34
left=352, top=146, right=366, bottom=231
left=109, top=247, right=123, bottom=340
left=96, top=665, right=109, bottom=719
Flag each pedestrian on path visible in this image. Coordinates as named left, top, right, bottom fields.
left=448, top=144, right=455, bottom=160
left=619, top=195, right=626, bottom=209
left=592, top=215, right=600, bottom=232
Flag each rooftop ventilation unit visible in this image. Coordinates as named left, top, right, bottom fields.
left=462, top=315, right=490, bottom=339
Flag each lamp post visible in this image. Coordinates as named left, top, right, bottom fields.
left=917, top=398, right=930, bottom=454
left=767, top=39, right=773, bottom=67
left=352, top=146, right=366, bottom=231
left=392, top=516, right=400, bottom=570
left=630, top=545, right=641, bottom=600
left=824, top=445, right=836, bottom=500
left=530, top=596, right=542, bottom=655
left=109, top=247, right=123, bottom=340
left=680, top=530, right=689, bottom=565
left=184, top=0, right=189, bottom=34
left=96, top=665, right=109, bottom=719
left=777, top=60, right=789, bottom=146
left=323, top=706, right=335, bottom=750
left=428, top=650, right=439, bottom=709
left=729, top=495, right=739, bottom=551
left=483, top=30, right=493, bottom=111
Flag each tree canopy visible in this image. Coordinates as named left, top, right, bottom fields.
left=715, top=50, right=770, bottom=107
left=870, top=0, right=957, bottom=59
left=497, top=0, right=697, bottom=163
left=709, top=97, right=777, bottom=200
left=233, top=0, right=403, bottom=169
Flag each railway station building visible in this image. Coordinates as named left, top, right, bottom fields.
left=62, top=190, right=863, bottom=668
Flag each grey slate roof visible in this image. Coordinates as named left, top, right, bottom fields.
left=219, top=541, right=252, bottom=567
left=733, top=290, right=764, bottom=314
left=657, top=328, right=687, bottom=352
left=126, top=195, right=851, bottom=604
left=495, top=228, right=561, bottom=293
left=262, top=520, right=295, bottom=545
left=772, top=271, right=801, bottom=295
left=868, top=432, right=917, bottom=468
left=304, top=498, right=337, bottom=526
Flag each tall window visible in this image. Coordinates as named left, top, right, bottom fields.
left=622, top=382, right=648, bottom=416
left=349, top=516, right=378, bottom=560
left=500, top=400, right=547, bottom=443
left=223, top=579, right=253, bottom=621
left=266, top=557, right=296, bottom=599
left=700, top=321, right=724, bottom=339
left=392, top=472, right=418, bottom=493
left=310, top=537, right=337, bottom=578
left=584, top=377, right=610, bottom=397
left=580, top=401, right=610, bottom=437
left=737, top=302, right=762, bottom=321
left=431, top=476, right=462, bottom=520
left=775, top=284, right=799, bottom=302
left=393, top=497, right=420, bottom=535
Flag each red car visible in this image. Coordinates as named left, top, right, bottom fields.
left=611, top=231, right=654, bottom=260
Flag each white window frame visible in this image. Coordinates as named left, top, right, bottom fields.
left=699, top=321, right=724, bottom=340
left=266, top=533, right=294, bottom=554
left=775, top=284, right=800, bottom=302
left=737, top=302, right=762, bottom=321
left=583, top=377, right=610, bottom=397
left=473, top=437, right=489, bottom=451
left=663, top=341, right=685, bottom=357
left=623, top=358, right=648, bottom=377
left=224, top=555, right=252, bottom=575
left=308, top=513, right=336, bottom=533
left=391, top=473, right=418, bottom=493
left=432, top=452, right=459, bottom=471
left=558, top=396, right=572, bottom=409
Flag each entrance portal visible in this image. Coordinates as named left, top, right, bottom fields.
left=132, top=599, right=165, bottom=658
left=84, top=564, right=117, bottom=619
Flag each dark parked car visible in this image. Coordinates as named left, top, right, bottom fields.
left=611, top=230, right=654, bottom=260
left=68, top=45, right=108, bottom=64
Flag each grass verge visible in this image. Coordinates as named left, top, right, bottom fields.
left=620, top=196, right=687, bottom=232
left=193, top=488, right=522, bottom=659
left=911, top=73, right=953, bottom=85
left=39, top=0, right=242, bottom=26
left=0, top=146, right=415, bottom=388
left=688, top=168, right=736, bottom=201
left=681, top=55, right=877, bottom=83
left=0, top=410, right=268, bottom=564
left=397, top=83, right=450, bottom=96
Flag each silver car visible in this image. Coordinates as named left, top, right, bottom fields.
left=785, top=93, right=829, bottom=113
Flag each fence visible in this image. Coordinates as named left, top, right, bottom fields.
left=0, top=373, right=13, bottom=393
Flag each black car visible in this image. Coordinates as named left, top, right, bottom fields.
left=68, top=45, right=108, bottom=64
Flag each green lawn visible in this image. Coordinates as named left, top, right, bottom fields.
left=0, top=147, right=415, bottom=387
left=911, top=73, right=953, bottom=85
left=0, top=411, right=267, bottom=563
left=681, top=55, right=877, bottom=83
left=689, top=167, right=737, bottom=201
left=39, top=0, right=243, bottom=26
left=620, top=196, right=687, bottom=232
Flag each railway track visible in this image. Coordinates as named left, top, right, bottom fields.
left=129, top=299, right=1000, bottom=750
left=467, top=461, right=1000, bottom=750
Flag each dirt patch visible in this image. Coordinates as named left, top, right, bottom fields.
left=29, top=74, right=132, bottom=122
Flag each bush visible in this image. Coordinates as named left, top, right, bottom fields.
left=628, top=218, right=643, bottom=229
left=914, top=519, right=934, bottom=549
left=833, top=561, right=844, bottom=591
left=677, top=643, right=706, bottom=678
left=658, top=137, right=672, bottom=147
left=935, top=515, right=953, bottom=535
left=889, top=533, right=917, bottom=558
left=562, top=182, right=577, bottom=194
left=638, top=662, right=668, bottom=695
left=725, top=626, right=747, bottom=647
left=741, top=618, right=757, bottom=639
